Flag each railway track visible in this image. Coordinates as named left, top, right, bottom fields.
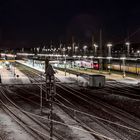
left=85, top=81, right=140, bottom=102
left=7, top=85, right=109, bottom=140
left=58, top=83, right=140, bottom=126
left=56, top=83, right=140, bottom=140
left=15, top=63, right=115, bottom=140
left=16, top=62, right=140, bottom=100
left=0, top=87, right=64, bottom=140
left=2, top=75, right=103, bottom=139
left=15, top=62, right=140, bottom=139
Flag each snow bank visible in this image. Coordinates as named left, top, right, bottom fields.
left=0, top=67, right=30, bottom=84
left=117, top=78, right=139, bottom=85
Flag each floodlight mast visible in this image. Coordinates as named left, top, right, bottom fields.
left=125, top=42, right=130, bottom=57
left=107, top=43, right=112, bottom=75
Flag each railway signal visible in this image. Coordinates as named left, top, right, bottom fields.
left=45, top=58, right=56, bottom=140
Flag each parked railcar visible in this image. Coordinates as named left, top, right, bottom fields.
left=110, top=59, right=140, bottom=74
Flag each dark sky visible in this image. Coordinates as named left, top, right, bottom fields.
left=0, top=0, right=140, bottom=48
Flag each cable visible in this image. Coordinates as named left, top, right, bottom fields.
left=6, top=105, right=114, bottom=140
left=6, top=86, right=140, bottom=134
left=8, top=63, right=140, bottom=133
left=125, top=27, right=140, bottom=41
left=1, top=87, right=115, bottom=140
left=27, top=126, right=57, bottom=140
left=0, top=99, right=57, bottom=140
left=52, top=99, right=140, bottom=133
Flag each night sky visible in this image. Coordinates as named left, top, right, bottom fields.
left=0, top=0, right=140, bottom=48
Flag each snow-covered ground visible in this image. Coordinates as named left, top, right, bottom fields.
left=54, top=105, right=97, bottom=140
left=0, top=66, right=30, bottom=84
left=0, top=109, right=34, bottom=140
left=0, top=60, right=138, bottom=140
left=104, top=73, right=140, bottom=85
left=16, top=60, right=89, bottom=86
left=16, top=60, right=140, bottom=85
left=117, top=78, right=139, bottom=85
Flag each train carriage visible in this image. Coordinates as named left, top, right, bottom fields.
left=110, top=59, right=140, bottom=74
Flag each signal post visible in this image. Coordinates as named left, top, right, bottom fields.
left=45, top=58, right=56, bottom=140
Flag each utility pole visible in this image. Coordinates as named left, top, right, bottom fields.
left=99, top=29, right=102, bottom=72
left=40, top=83, right=43, bottom=114
left=99, top=29, right=102, bottom=57
left=92, top=35, right=94, bottom=56
left=64, top=47, right=67, bottom=76
left=122, top=58, right=126, bottom=78
left=59, top=40, right=62, bottom=55
left=14, top=52, right=16, bottom=77
left=92, top=35, right=94, bottom=69
left=45, top=58, right=56, bottom=140
left=72, top=36, right=75, bottom=56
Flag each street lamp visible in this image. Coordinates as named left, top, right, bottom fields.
left=125, top=42, right=130, bottom=57
left=13, top=53, right=16, bottom=77
left=107, top=57, right=112, bottom=75
left=137, top=50, right=140, bottom=57
left=75, top=46, right=78, bottom=55
left=83, top=45, right=87, bottom=56
left=93, top=43, right=98, bottom=57
left=107, top=43, right=112, bottom=57
left=67, top=46, right=71, bottom=56
left=120, top=57, right=126, bottom=78
left=73, top=55, right=76, bottom=68
left=107, top=43, right=112, bottom=74
left=62, top=47, right=67, bottom=76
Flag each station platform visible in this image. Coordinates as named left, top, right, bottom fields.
left=0, top=67, right=31, bottom=85
left=67, top=68, right=140, bottom=84
left=16, top=60, right=82, bottom=84
left=16, top=60, right=140, bottom=85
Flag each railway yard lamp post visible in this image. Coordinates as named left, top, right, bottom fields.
left=64, top=54, right=67, bottom=76
left=59, top=42, right=63, bottom=55
left=137, top=50, right=140, bottom=57
left=107, top=43, right=112, bottom=75
left=67, top=46, right=71, bottom=56
left=121, top=57, right=126, bottom=78
left=62, top=47, right=67, bottom=76
left=13, top=53, right=16, bottom=77
left=93, top=43, right=98, bottom=57
left=125, top=42, right=130, bottom=57
left=73, top=55, right=76, bottom=69
left=83, top=45, right=87, bottom=56
left=75, top=46, right=78, bottom=55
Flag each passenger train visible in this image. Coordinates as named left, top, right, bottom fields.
left=17, top=52, right=140, bottom=74
left=74, top=60, right=99, bottom=70
left=110, top=60, right=140, bottom=74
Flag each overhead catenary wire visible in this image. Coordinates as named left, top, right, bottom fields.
left=0, top=99, right=58, bottom=140
left=4, top=87, right=140, bottom=134
left=28, top=126, right=58, bottom=140
left=6, top=65, right=140, bottom=132
left=0, top=89, right=65, bottom=140
left=112, top=27, right=140, bottom=46
left=125, top=27, right=140, bottom=41
left=6, top=86, right=140, bottom=134
left=2, top=88, right=112, bottom=137
left=52, top=98, right=140, bottom=133
left=0, top=87, right=122, bottom=140
left=6, top=105, right=114, bottom=140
